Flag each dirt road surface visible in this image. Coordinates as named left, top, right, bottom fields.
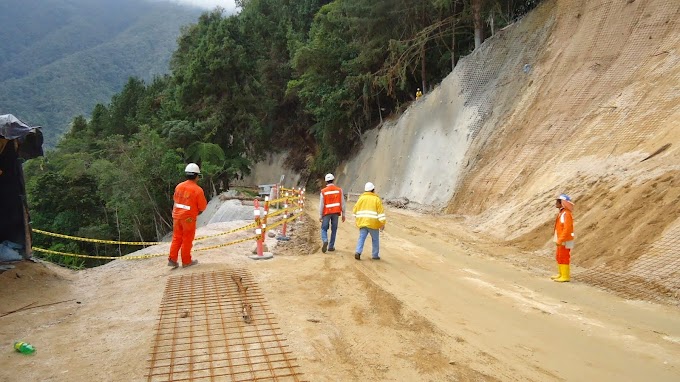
left=1, top=203, right=679, bottom=381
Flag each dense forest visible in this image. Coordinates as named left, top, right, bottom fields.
left=23, top=0, right=543, bottom=267
left=0, top=0, right=202, bottom=146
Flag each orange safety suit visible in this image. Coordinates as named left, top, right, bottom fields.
left=554, top=207, right=574, bottom=265
left=169, top=179, right=207, bottom=265
left=320, top=184, right=343, bottom=216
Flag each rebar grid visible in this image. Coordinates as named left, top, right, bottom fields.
left=146, top=269, right=306, bottom=382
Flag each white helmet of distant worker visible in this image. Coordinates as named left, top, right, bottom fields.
left=364, top=182, right=375, bottom=192
left=185, top=163, right=201, bottom=174
left=325, top=173, right=335, bottom=181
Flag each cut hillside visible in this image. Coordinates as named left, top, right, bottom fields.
left=338, top=0, right=680, bottom=304
left=3, top=1, right=680, bottom=381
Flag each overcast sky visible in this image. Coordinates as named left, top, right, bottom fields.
left=159, top=0, right=237, bottom=13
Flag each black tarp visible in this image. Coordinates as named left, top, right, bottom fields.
left=1, top=114, right=44, bottom=260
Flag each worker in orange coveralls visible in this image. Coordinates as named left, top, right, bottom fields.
left=168, top=163, right=207, bottom=269
left=552, top=193, right=574, bottom=282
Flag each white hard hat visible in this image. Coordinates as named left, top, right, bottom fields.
left=325, top=173, right=335, bottom=181
left=185, top=163, right=200, bottom=174
left=364, top=182, right=375, bottom=192
left=556, top=193, right=572, bottom=202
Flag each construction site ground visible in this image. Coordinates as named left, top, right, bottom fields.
left=2, top=201, right=679, bottom=382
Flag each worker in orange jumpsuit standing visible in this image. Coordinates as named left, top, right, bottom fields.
left=319, top=173, right=345, bottom=253
left=168, top=163, right=207, bottom=269
left=552, top=193, right=574, bottom=282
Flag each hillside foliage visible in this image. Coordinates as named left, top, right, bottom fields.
left=0, top=0, right=202, bottom=146
left=23, top=0, right=544, bottom=266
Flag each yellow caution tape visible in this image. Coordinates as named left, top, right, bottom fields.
left=33, top=220, right=258, bottom=246
left=194, top=222, right=257, bottom=241
left=266, top=208, right=288, bottom=218
left=31, top=211, right=304, bottom=261
left=280, top=187, right=304, bottom=193
left=268, top=196, right=300, bottom=204
left=32, top=246, right=166, bottom=260
left=33, top=233, right=260, bottom=261
left=32, top=229, right=161, bottom=246
left=193, top=235, right=260, bottom=252
left=267, top=213, right=303, bottom=230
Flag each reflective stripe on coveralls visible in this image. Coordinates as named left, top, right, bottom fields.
left=352, top=192, right=386, bottom=229
left=170, top=179, right=207, bottom=264
left=554, top=208, right=574, bottom=265
left=320, top=184, right=344, bottom=216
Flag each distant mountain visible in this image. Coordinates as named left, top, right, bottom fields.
left=0, top=0, right=203, bottom=146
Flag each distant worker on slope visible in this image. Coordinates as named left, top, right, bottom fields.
left=415, top=88, right=423, bottom=100
left=352, top=182, right=386, bottom=260
left=552, top=193, right=574, bottom=282
left=168, top=163, right=207, bottom=269
left=319, top=173, right=346, bottom=253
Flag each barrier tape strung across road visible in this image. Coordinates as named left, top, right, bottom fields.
left=192, top=235, right=260, bottom=253
left=32, top=234, right=261, bottom=261
left=194, top=222, right=257, bottom=242
left=32, top=229, right=162, bottom=246
left=32, top=246, right=166, bottom=260
left=33, top=221, right=257, bottom=246
left=32, top=188, right=306, bottom=261
left=267, top=208, right=294, bottom=219
left=268, top=195, right=300, bottom=205
left=267, top=213, right=304, bottom=230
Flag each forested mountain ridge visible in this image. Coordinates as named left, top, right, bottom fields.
left=22, top=0, right=545, bottom=267
left=0, top=0, right=202, bottom=146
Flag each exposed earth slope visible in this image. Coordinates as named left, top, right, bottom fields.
left=2, top=0, right=679, bottom=381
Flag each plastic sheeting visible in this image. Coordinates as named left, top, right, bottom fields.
left=0, top=114, right=43, bottom=159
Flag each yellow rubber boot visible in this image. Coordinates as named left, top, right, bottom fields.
left=554, top=264, right=570, bottom=282
left=550, top=264, right=561, bottom=280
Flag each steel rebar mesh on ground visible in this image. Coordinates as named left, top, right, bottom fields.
left=146, top=269, right=306, bottom=382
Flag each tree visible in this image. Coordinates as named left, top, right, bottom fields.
left=472, top=0, right=484, bottom=49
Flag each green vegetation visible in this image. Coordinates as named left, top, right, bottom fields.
left=23, top=0, right=543, bottom=266
left=0, top=0, right=201, bottom=146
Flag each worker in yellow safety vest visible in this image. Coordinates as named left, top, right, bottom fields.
left=168, top=163, right=207, bottom=269
left=319, top=173, right=346, bottom=253
left=352, top=182, right=386, bottom=260
left=416, top=88, right=423, bottom=100
left=552, top=193, right=574, bottom=282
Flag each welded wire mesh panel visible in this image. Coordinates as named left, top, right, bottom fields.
left=146, top=269, right=306, bottom=382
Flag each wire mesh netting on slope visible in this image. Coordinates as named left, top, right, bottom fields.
left=447, top=0, right=680, bottom=306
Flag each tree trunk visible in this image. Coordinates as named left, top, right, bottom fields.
left=115, top=208, right=122, bottom=257
left=451, top=0, right=460, bottom=71
left=489, top=9, right=495, bottom=36
left=451, top=24, right=457, bottom=70
left=473, top=0, right=484, bottom=49
left=420, top=43, right=427, bottom=92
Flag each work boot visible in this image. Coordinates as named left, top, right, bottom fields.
left=550, top=264, right=561, bottom=280
left=322, top=242, right=328, bottom=253
left=354, top=253, right=361, bottom=260
left=182, top=260, right=198, bottom=268
left=371, top=256, right=381, bottom=260
left=168, top=259, right=179, bottom=269
left=328, top=247, right=335, bottom=252
left=554, top=264, right=570, bottom=282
